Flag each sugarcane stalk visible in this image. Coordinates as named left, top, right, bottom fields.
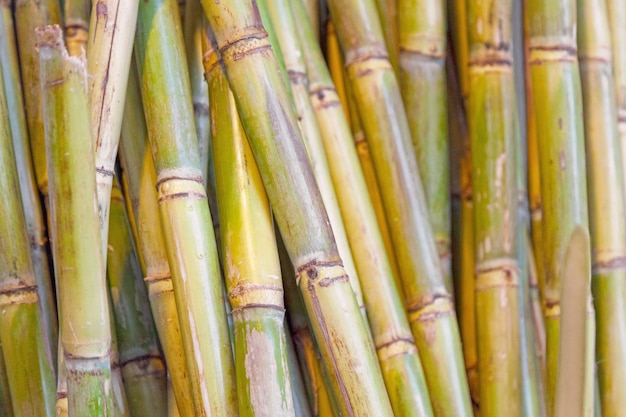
left=135, top=0, right=237, bottom=414
left=55, top=345, right=68, bottom=417
left=292, top=1, right=434, bottom=415
left=260, top=0, right=367, bottom=321
left=183, top=0, right=211, bottom=184
left=447, top=0, right=470, bottom=103
left=107, top=177, right=168, bottom=417
left=39, top=25, right=114, bottom=416
left=301, top=0, right=319, bottom=40
left=0, top=0, right=58, bottom=375
left=446, top=52, right=480, bottom=411
left=202, top=1, right=394, bottom=414
left=87, top=0, right=139, bottom=261
left=344, top=78, right=404, bottom=297
left=467, top=2, right=523, bottom=415
left=0, top=56, right=56, bottom=417
left=522, top=0, right=548, bottom=384
left=14, top=0, right=62, bottom=208
left=0, top=341, right=13, bottom=417
left=512, top=6, right=546, bottom=413
left=206, top=42, right=295, bottom=417
left=64, top=0, right=90, bottom=56
left=516, top=133, right=546, bottom=417
left=527, top=235, right=547, bottom=375
left=118, top=57, right=203, bottom=417
left=325, top=21, right=351, bottom=126
left=526, top=1, right=594, bottom=415
left=398, top=0, right=452, bottom=295
left=373, top=0, right=399, bottom=74
left=577, top=0, right=626, bottom=414
left=326, top=0, right=472, bottom=415
left=278, top=232, right=337, bottom=417
left=523, top=0, right=548, bottom=319
left=285, top=330, right=313, bottom=417
left=607, top=9, right=626, bottom=283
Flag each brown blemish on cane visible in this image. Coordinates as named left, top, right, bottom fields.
left=299, top=258, right=354, bottom=416
left=559, top=151, right=566, bottom=170
left=96, top=1, right=108, bottom=18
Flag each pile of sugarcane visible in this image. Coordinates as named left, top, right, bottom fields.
left=0, top=0, right=624, bottom=415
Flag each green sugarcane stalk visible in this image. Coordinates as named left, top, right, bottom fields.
left=118, top=60, right=196, bottom=417
left=202, top=1, right=394, bottom=414
left=301, top=0, right=319, bottom=40
left=325, top=0, right=472, bottom=415
left=183, top=0, right=211, bottom=184
left=278, top=232, right=337, bottom=417
left=446, top=52, right=480, bottom=411
left=135, top=0, right=237, bottom=414
left=207, top=42, right=294, bottom=417
left=515, top=130, right=546, bottom=417
left=607, top=3, right=626, bottom=267
left=39, top=25, right=114, bottom=416
left=64, top=0, right=90, bottom=56
left=522, top=1, right=548, bottom=381
left=447, top=0, right=470, bottom=103
left=291, top=1, right=434, bottom=415
left=467, top=2, right=522, bottom=415
left=260, top=0, right=367, bottom=320
left=14, top=0, right=62, bottom=208
left=373, top=0, right=399, bottom=74
left=514, top=4, right=546, bottom=414
left=107, top=177, right=168, bottom=417
left=325, top=21, right=351, bottom=125
left=88, top=0, right=139, bottom=261
left=56, top=345, right=68, bottom=417
left=577, top=0, right=626, bottom=414
left=0, top=340, right=13, bottom=417
left=343, top=75, right=404, bottom=299
left=0, top=55, right=56, bottom=417
left=0, top=0, right=58, bottom=375
left=398, top=0, right=452, bottom=295
left=285, top=330, right=313, bottom=417
left=526, top=1, right=594, bottom=416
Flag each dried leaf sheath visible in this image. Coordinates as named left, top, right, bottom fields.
left=87, top=0, right=139, bottom=260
